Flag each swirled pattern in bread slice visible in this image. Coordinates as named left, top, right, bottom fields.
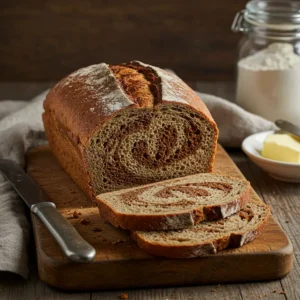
left=132, top=199, right=270, bottom=258
left=96, top=173, right=250, bottom=230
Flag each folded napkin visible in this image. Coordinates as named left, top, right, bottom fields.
left=0, top=89, right=276, bottom=278
left=0, top=91, right=48, bottom=278
left=198, top=92, right=276, bottom=148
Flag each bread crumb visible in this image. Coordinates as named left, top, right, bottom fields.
left=91, top=227, right=102, bottom=232
left=272, top=290, right=277, bottom=293
left=211, top=289, right=216, bottom=293
left=80, top=218, right=91, bottom=225
left=73, top=211, right=81, bottom=219
left=112, top=240, right=126, bottom=245
left=259, top=296, right=262, bottom=299
left=119, top=293, right=128, bottom=299
left=279, top=291, right=286, bottom=294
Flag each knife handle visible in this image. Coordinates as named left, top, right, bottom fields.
left=31, top=202, right=96, bottom=263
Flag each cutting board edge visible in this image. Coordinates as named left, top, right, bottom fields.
left=35, top=243, right=293, bottom=291
left=32, top=213, right=294, bottom=291
left=32, top=214, right=293, bottom=264
left=27, top=145, right=294, bottom=291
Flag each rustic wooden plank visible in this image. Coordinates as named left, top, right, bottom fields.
left=245, top=161, right=300, bottom=300
left=24, top=145, right=292, bottom=291
left=93, top=285, right=243, bottom=300
left=228, top=151, right=288, bottom=299
left=0, top=264, right=90, bottom=300
left=229, top=150, right=266, bottom=200
left=230, top=149, right=299, bottom=300
left=237, top=282, right=287, bottom=299
left=0, top=0, right=247, bottom=81
left=93, top=282, right=286, bottom=300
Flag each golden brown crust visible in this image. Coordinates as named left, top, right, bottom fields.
left=97, top=202, right=196, bottom=231
left=131, top=201, right=271, bottom=258
left=43, top=64, right=137, bottom=146
left=96, top=176, right=251, bottom=231
left=42, top=110, right=94, bottom=200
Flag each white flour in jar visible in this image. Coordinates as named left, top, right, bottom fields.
left=236, top=43, right=300, bottom=125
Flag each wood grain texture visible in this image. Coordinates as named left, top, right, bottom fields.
left=94, top=282, right=287, bottom=300
left=25, top=144, right=293, bottom=291
left=246, top=161, right=300, bottom=300
left=0, top=265, right=90, bottom=300
left=0, top=0, right=246, bottom=81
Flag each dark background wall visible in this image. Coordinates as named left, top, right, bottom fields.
left=0, top=1, right=246, bottom=82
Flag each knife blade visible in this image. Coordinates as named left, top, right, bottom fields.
left=0, top=159, right=96, bottom=263
left=275, top=119, right=300, bottom=138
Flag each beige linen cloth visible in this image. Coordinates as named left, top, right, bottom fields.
left=0, top=89, right=276, bottom=278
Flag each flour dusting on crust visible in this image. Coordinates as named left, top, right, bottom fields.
left=62, top=63, right=134, bottom=115
left=134, top=61, right=189, bottom=104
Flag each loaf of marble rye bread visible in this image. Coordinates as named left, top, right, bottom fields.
left=43, top=61, right=218, bottom=200
left=43, top=61, right=270, bottom=258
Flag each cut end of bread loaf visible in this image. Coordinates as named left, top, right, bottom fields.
left=87, top=104, right=217, bottom=197
left=132, top=199, right=270, bottom=258
left=96, top=173, right=250, bottom=231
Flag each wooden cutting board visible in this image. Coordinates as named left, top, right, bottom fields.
left=26, top=145, right=293, bottom=291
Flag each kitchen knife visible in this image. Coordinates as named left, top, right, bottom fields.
left=275, top=119, right=300, bottom=138
left=0, top=159, right=96, bottom=263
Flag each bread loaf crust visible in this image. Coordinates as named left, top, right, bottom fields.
left=43, top=61, right=218, bottom=200
left=44, top=63, right=136, bottom=146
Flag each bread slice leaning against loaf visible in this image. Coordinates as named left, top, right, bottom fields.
left=132, top=199, right=270, bottom=258
left=96, top=173, right=251, bottom=231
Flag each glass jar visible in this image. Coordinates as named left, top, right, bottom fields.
left=232, top=0, right=300, bottom=125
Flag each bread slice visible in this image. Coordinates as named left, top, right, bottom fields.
left=132, top=199, right=270, bottom=258
left=96, top=173, right=250, bottom=231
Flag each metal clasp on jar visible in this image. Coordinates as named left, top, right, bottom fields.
left=232, top=10, right=246, bottom=32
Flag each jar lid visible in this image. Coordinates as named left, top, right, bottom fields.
left=233, top=0, right=300, bottom=32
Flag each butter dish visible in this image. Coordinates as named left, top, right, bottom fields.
left=242, top=130, right=300, bottom=182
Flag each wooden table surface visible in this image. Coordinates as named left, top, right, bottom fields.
left=0, top=82, right=299, bottom=300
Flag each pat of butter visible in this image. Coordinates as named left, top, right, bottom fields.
left=262, top=133, right=300, bottom=163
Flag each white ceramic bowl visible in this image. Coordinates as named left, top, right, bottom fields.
left=242, top=130, right=300, bottom=182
